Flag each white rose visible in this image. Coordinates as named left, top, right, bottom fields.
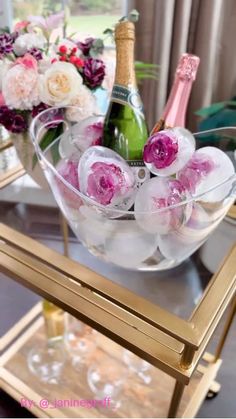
left=66, top=84, right=99, bottom=121
left=13, top=33, right=46, bottom=56
left=39, top=61, right=83, bottom=106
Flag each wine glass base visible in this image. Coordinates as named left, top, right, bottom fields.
left=27, top=340, right=66, bottom=385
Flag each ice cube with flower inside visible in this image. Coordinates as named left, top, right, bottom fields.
left=143, top=127, right=195, bottom=176
left=78, top=146, right=135, bottom=212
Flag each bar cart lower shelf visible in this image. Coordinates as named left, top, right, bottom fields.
left=0, top=303, right=222, bottom=419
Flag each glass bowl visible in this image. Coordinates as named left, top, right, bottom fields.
left=30, top=108, right=236, bottom=271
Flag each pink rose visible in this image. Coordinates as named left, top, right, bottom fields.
left=87, top=161, right=133, bottom=205
left=14, top=21, right=29, bottom=32
left=15, top=53, right=38, bottom=70
left=0, top=93, right=5, bottom=106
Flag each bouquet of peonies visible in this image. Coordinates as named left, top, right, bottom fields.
left=0, top=11, right=108, bottom=136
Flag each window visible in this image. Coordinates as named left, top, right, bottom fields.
left=10, top=0, right=127, bottom=40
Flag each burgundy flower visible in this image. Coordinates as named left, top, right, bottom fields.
left=0, top=106, right=13, bottom=130
left=0, top=33, right=14, bottom=55
left=32, top=105, right=63, bottom=128
left=28, top=47, right=43, bottom=61
left=31, top=102, right=50, bottom=118
left=0, top=106, right=27, bottom=133
left=77, top=37, right=94, bottom=56
left=87, top=161, right=131, bottom=205
left=178, top=153, right=215, bottom=194
left=82, top=58, right=105, bottom=89
left=143, top=132, right=178, bottom=169
left=11, top=114, right=28, bottom=133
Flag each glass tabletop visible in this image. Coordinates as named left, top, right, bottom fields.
left=0, top=202, right=210, bottom=321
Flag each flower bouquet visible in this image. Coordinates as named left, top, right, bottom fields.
left=0, top=11, right=112, bottom=187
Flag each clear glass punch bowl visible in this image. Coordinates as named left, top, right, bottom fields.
left=30, top=107, right=236, bottom=271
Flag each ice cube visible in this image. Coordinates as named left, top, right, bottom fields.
left=104, top=220, right=159, bottom=269
left=77, top=205, right=114, bottom=249
left=143, top=127, right=195, bottom=176
left=158, top=201, right=227, bottom=260
left=178, top=147, right=235, bottom=202
left=134, top=177, right=192, bottom=234
left=59, top=115, right=104, bottom=159
left=55, top=156, right=82, bottom=219
left=78, top=146, right=135, bottom=211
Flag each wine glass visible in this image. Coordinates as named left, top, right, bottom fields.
left=64, top=313, right=96, bottom=370
left=87, top=351, right=127, bottom=411
left=123, top=348, right=152, bottom=384
left=27, top=301, right=66, bottom=384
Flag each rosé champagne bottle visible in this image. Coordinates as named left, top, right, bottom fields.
left=151, top=53, right=200, bottom=134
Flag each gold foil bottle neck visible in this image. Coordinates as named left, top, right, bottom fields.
left=114, top=20, right=136, bottom=87
left=115, top=20, right=135, bottom=41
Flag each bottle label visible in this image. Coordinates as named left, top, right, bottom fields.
left=128, top=160, right=150, bottom=188
left=111, top=84, right=144, bottom=118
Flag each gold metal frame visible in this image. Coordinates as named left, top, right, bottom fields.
left=0, top=139, right=13, bottom=152
left=0, top=223, right=235, bottom=417
left=0, top=164, right=25, bottom=189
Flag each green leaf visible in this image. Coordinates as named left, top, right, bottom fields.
left=0, top=26, right=10, bottom=33
left=195, top=102, right=226, bottom=117
left=103, top=28, right=114, bottom=35
left=119, top=16, right=127, bottom=22
left=135, top=61, right=159, bottom=69
left=32, top=123, right=63, bottom=169
left=225, top=101, right=236, bottom=108
left=129, top=9, right=139, bottom=22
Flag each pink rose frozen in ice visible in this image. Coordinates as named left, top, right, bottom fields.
left=143, top=131, right=178, bottom=170
left=85, top=122, right=103, bottom=146
left=143, top=127, right=195, bottom=176
left=56, top=157, right=82, bottom=209
left=86, top=161, right=134, bottom=206
left=178, top=153, right=215, bottom=194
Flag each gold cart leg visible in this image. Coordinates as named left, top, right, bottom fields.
left=168, top=380, right=186, bottom=418
left=59, top=212, right=69, bottom=257
left=214, top=297, right=236, bottom=361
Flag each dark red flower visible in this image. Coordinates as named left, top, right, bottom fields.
left=28, top=47, right=43, bottom=61
left=0, top=33, right=14, bottom=55
left=0, top=106, right=27, bottom=133
left=77, top=37, right=94, bottom=56
left=82, top=58, right=105, bottom=89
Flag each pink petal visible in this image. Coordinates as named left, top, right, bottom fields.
left=45, top=11, right=65, bottom=30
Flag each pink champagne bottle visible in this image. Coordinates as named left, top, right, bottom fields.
left=151, top=53, right=200, bottom=134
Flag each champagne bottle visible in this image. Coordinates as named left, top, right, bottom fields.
left=103, top=20, right=149, bottom=185
left=151, top=53, right=200, bottom=134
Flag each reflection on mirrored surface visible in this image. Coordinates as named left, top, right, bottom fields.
left=0, top=146, right=20, bottom=175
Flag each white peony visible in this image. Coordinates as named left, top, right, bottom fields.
left=66, top=85, right=99, bottom=121
left=2, top=61, right=40, bottom=110
left=39, top=61, right=83, bottom=106
left=0, top=59, right=11, bottom=90
left=13, top=33, right=46, bottom=56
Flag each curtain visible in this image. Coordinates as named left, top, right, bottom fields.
left=128, top=0, right=236, bottom=131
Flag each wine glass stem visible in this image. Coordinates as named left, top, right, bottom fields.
left=42, top=213, right=70, bottom=342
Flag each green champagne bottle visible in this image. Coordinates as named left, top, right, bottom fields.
left=102, top=20, right=149, bottom=186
